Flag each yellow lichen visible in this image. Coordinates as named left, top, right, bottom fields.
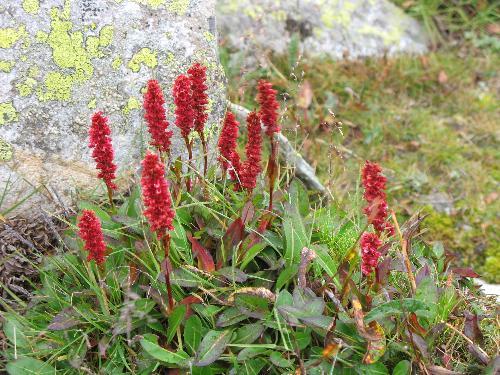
left=0, top=60, right=14, bottom=73
left=123, top=97, right=141, bottom=115
left=132, top=0, right=166, bottom=8
left=111, top=56, right=122, bottom=70
left=88, top=98, right=97, bottom=109
left=0, top=26, right=27, bottom=49
left=0, top=138, right=13, bottom=162
left=37, top=72, right=74, bottom=101
left=99, top=25, right=114, bottom=46
left=35, top=31, right=48, bottom=42
left=28, top=66, right=39, bottom=78
left=204, top=31, right=215, bottom=42
left=168, top=0, right=190, bottom=15
left=164, top=52, right=176, bottom=66
left=128, top=48, right=157, bottom=72
left=0, top=102, right=18, bottom=126
left=22, top=0, right=40, bottom=14
left=16, top=78, right=37, bottom=97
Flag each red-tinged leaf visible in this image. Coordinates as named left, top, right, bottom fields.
left=467, top=343, right=490, bottom=365
left=363, top=321, right=386, bottom=364
left=416, top=264, right=430, bottom=285
left=375, top=257, right=391, bottom=285
left=241, top=201, right=255, bottom=224
left=464, top=311, right=483, bottom=343
left=187, top=232, right=215, bottom=272
left=409, top=312, right=427, bottom=336
left=452, top=267, right=480, bottom=278
left=220, top=218, right=244, bottom=267
left=47, top=307, right=79, bottom=331
left=179, top=295, right=203, bottom=319
left=407, top=331, right=428, bottom=359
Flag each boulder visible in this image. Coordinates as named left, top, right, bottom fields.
left=0, top=0, right=225, bottom=215
left=217, top=0, right=428, bottom=60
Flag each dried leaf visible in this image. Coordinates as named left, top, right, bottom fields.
left=438, top=70, right=448, bottom=85
left=427, top=365, right=463, bottom=375
left=297, top=80, right=313, bottom=109
left=452, top=267, right=480, bottom=278
left=408, top=312, right=427, bottom=336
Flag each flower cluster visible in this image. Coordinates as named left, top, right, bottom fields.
left=240, top=111, right=262, bottom=191
left=360, top=232, right=382, bottom=275
left=89, top=112, right=117, bottom=190
left=361, top=161, right=394, bottom=236
left=187, top=63, right=209, bottom=134
left=141, top=151, right=175, bottom=239
left=173, top=74, right=195, bottom=140
left=78, top=210, right=106, bottom=265
left=218, top=111, right=241, bottom=181
left=257, top=80, right=280, bottom=137
left=143, top=80, right=173, bottom=155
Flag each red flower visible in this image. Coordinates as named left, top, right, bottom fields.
left=257, top=80, right=280, bottom=137
left=143, top=80, right=173, bottom=154
left=218, top=111, right=241, bottom=181
left=187, top=63, right=209, bottom=134
left=141, top=151, right=175, bottom=238
left=78, top=209, right=106, bottom=265
left=241, top=111, right=262, bottom=191
left=89, top=112, right=117, bottom=190
left=362, top=161, right=394, bottom=236
left=172, top=74, right=195, bottom=139
left=360, top=232, right=382, bottom=275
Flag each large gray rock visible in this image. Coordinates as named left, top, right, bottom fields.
left=217, top=0, right=428, bottom=60
left=0, top=0, right=226, bottom=215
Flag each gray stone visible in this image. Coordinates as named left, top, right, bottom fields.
left=0, top=0, right=226, bottom=215
left=217, top=0, right=428, bottom=61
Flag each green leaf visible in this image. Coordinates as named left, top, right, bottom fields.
left=77, top=202, right=111, bottom=222
left=356, top=362, right=389, bottom=375
left=283, top=203, right=309, bottom=266
left=194, top=330, right=233, bottom=367
left=167, top=305, right=187, bottom=343
left=233, top=323, right=265, bottom=345
left=216, top=307, right=248, bottom=328
left=241, top=358, right=266, bottom=375
left=392, top=360, right=411, bottom=375
left=3, top=316, right=29, bottom=348
left=140, top=337, right=189, bottom=365
left=184, top=315, right=203, bottom=355
left=237, top=347, right=269, bottom=360
left=289, top=179, right=310, bottom=217
left=364, top=299, right=429, bottom=323
left=240, top=242, right=267, bottom=270
left=269, top=351, right=293, bottom=368
left=234, top=294, right=270, bottom=319
left=312, top=244, right=338, bottom=277
left=275, top=264, right=298, bottom=291
left=6, top=357, right=56, bottom=375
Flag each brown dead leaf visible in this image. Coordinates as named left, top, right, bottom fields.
left=297, top=80, right=313, bottom=109
left=438, top=70, right=448, bottom=85
left=486, top=23, right=500, bottom=35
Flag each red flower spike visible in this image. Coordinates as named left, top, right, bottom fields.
left=143, top=80, right=173, bottom=154
left=257, top=80, right=280, bottom=137
left=78, top=209, right=107, bottom=265
left=218, top=111, right=241, bottom=181
left=141, top=151, right=175, bottom=239
left=362, top=161, right=394, bottom=236
left=173, top=74, right=195, bottom=139
left=241, top=111, right=263, bottom=191
left=187, top=63, right=209, bottom=134
left=360, top=232, right=382, bottom=275
left=89, top=112, right=117, bottom=190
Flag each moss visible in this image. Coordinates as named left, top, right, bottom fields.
left=0, top=60, right=15, bottom=73
left=22, top=0, right=40, bottom=15
left=168, top=0, right=190, bottom=15
left=16, top=78, right=37, bottom=97
left=123, top=97, right=141, bottom=115
left=0, top=102, right=18, bottom=126
left=0, top=138, right=13, bottom=162
left=128, top=48, right=157, bottom=73
left=111, top=56, right=122, bottom=70
left=0, top=26, right=27, bottom=49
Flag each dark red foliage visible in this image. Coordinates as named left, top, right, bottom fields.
left=187, top=63, right=209, bottom=134
left=360, top=232, right=382, bottom=275
left=141, top=151, right=175, bottom=239
left=257, top=80, right=280, bottom=137
left=218, top=111, right=241, bottom=181
left=78, top=209, right=106, bottom=265
left=143, top=80, right=173, bottom=154
left=172, top=74, right=195, bottom=139
left=241, top=111, right=263, bottom=191
left=89, top=112, right=117, bottom=190
left=362, top=161, right=394, bottom=236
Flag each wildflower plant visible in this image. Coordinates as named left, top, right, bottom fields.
left=1, top=69, right=496, bottom=375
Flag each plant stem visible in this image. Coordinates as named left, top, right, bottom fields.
left=200, top=132, right=208, bottom=178
left=106, top=186, right=114, bottom=210
left=162, top=233, right=175, bottom=312
left=184, top=136, right=193, bottom=192
left=267, top=137, right=278, bottom=211
left=391, top=211, right=417, bottom=294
